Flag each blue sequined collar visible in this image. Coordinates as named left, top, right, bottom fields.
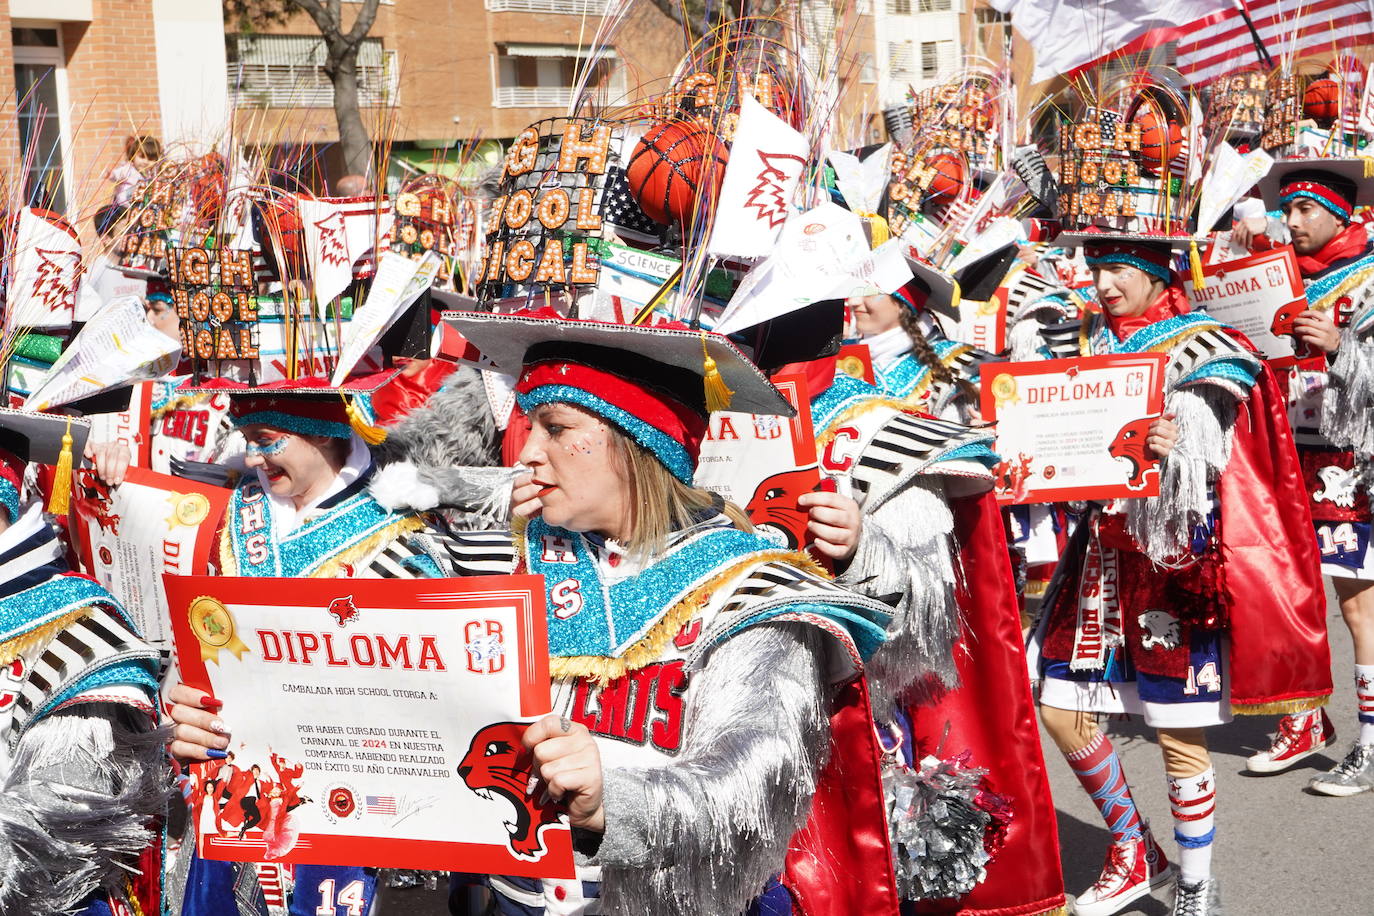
left=228, top=481, right=403, bottom=577
left=811, top=373, right=885, bottom=434
left=524, top=515, right=782, bottom=659
left=1088, top=311, right=1221, bottom=355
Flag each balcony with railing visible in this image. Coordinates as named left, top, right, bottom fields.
left=492, top=85, right=576, bottom=108
left=493, top=44, right=623, bottom=109
left=485, top=0, right=611, bottom=13
left=227, top=35, right=399, bottom=109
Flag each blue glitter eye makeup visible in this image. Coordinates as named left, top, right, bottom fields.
left=246, top=434, right=291, bottom=457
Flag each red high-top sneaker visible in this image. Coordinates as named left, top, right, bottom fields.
left=1246, top=709, right=1336, bottom=774
left=1071, top=826, right=1173, bottom=916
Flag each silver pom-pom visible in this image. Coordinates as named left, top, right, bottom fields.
left=883, top=752, right=1007, bottom=901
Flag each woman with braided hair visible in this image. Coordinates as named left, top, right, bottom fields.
left=846, top=252, right=990, bottom=422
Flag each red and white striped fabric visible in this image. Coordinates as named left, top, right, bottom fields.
left=1176, top=0, right=1374, bottom=85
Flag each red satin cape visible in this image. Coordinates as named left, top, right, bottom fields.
left=370, top=357, right=460, bottom=425
left=1219, top=344, right=1333, bottom=712
left=782, top=676, right=902, bottom=915
left=912, top=491, right=1066, bottom=916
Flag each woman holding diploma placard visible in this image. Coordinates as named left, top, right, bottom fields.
left=163, top=373, right=510, bottom=916
left=1027, top=79, right=1330, bottom=916
left=363, top=310, right=907, bottom=916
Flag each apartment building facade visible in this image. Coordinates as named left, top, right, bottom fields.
left=230, top=0, right=893, bottom=188
left=1, top=0, right=225, bottom=220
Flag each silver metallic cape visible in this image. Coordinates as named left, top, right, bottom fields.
left=1321, top=326, right=1374, bottom=474
left=594, top=623, right=830, bottom=916
left=838, top=478, right=959, bottom=708
left=0, top=705, right=167, bottom=915
left=1123, top=385, right=1236, bottom=563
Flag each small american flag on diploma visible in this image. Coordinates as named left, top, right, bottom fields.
left=366, top=795, right=397, bottom=815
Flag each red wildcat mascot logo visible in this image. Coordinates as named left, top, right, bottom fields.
left=1269, top=299, right=1304, bottom=338
left=327, top=596, right=359, bottom=627
left=458, top=722, right=563, bottom=860
left=745, top=468, right=815, bottom=549
left=1108, top=415, right=1159, bottom=491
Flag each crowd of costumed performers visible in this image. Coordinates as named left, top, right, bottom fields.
left=3, top=8, right=1374, bottom=916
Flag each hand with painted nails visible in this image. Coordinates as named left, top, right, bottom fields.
left=523, top=713, right=604, bottom=832
left=84, top=440, right=132, bottom=487
left=167, top=681, right=231, bottom=762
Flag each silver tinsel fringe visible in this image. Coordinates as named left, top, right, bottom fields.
left=840, top=479, right=961, bottom=710
left=0, top=705, right=170, bottom=915
left=595, top=624, right=830, bottom=916
left=1322, top=326, right=1374, bottom=478
left=1124, top=385, right=1236, bottom=564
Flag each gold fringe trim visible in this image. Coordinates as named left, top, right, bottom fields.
left=149, top=392, right=210, bottom=420
left=1309, top=268, right=1373, bottom=314
left=311, top=516, right=425, bottom=579
left=0, top=606, right=94, bottom=666
left=1233, top=695, right=1329, bottom=716
left=549, top=548, right=829, bottom=686
left=218, top=522, right=237, bottom=577
left=1036, top=906, right=1070, bottom=916
left=217, top=514, right=425, bottom=579
left=815, top=395, right=910, bottom=448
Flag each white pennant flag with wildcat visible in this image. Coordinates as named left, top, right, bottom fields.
left=707, top=95, right=809, bottom=259
left=298, top=196, right=395, bottom=314
left=6, top=208, right=82, bottom=331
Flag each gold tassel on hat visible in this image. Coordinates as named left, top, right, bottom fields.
left=46, top=418, right=73, bottom=516
left=343, top=394, right=388, bottom=445
left=1190, top=240, right=1206, bottom=290
left=701, top=333, right=734, bottom=413
left=1364, top=156, right=1374, bottom=179
left=857, top=211, right=890, bottom=248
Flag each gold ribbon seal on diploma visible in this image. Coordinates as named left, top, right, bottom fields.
left=974, top=297, right=1000, bottom=317
left=991, top=373, right=1020, bottom=409
left=166, top=492, right=211, bottom=530
left=189, top=596, right=249, bottom=664
left=838, top=355, right=868, bottom=380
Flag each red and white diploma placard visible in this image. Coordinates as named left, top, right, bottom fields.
left=982, top=353, right=1168, bottom=504
left=72, top=465, right=230, bottom=646
left=1185, top=247, right=1308, bottom=365
left=166, top=574, right=574, bottom=878
left=695, top=372, right=821, bottom=550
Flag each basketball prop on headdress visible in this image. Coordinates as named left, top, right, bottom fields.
left=1136, top=107, right=1183, bottom=175
left=1303, top=78, right=1340, bottom=123
left=626, top=120, right=729, bottom=226
left=926, top=153, right=965, bottom=205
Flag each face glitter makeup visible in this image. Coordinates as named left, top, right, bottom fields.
left=245, top=434, right=291, bottom=458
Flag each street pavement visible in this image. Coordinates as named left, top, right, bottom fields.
left=380, top=591, right=1374, bottom=916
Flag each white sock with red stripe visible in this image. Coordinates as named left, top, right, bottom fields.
left=1168, top=767, right=1216, bottom=883
left=1357, top=664, right=1374, bottom=745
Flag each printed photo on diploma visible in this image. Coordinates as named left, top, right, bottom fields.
left=164, top=574, right=574, bottom=878
left=983, top=353, right=1168, bottom=504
